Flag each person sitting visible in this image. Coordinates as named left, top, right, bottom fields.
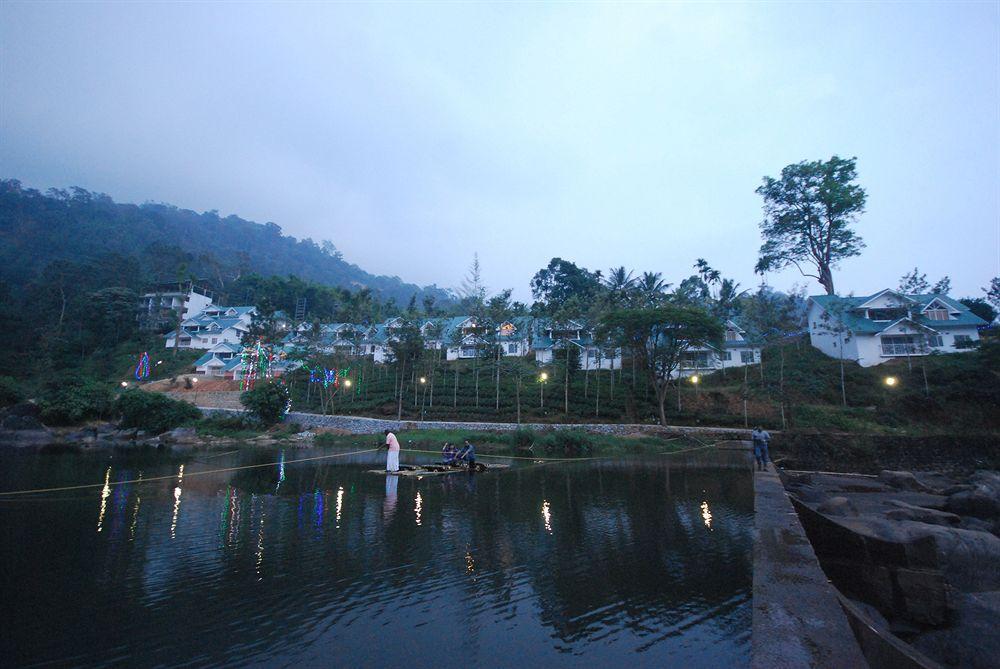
left=455, top=439, right=476, bottom=470
left=442, top=442, right=457, bottom=465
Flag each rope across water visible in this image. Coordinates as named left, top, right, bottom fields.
left=0, top=441, right=719, bottom=498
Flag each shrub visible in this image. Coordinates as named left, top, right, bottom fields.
left=196, top=413, right=257, bottom=438
left=116, top=390, right=202, bottom=434
left=508, top=428, right=538, bottom=450
left=39, top=379, right=115, bottom=425
left=240, top=380, right=290, bottom=426
left=544, top=430, right=593, bottom=456
left=0, top=376, right=22, bottom=407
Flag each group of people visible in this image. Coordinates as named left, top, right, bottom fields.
left=382, top=429, right=477, bottom=473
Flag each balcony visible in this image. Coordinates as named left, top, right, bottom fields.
left=881, top=342, right=922, bottom=356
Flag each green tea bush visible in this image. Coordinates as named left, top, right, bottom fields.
left=116, top=390, right=201, bottom=434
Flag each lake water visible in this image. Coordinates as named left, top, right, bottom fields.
left=1, top=446, right=753, bottom=668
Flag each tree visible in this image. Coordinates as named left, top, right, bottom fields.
left=240, top=379, right=290, bottom=426
left=960, top=298, right=997, bottom=324
left=985, top=277, right=1000, bottom=312
left=459, top=253, right=487, bottom=312
left=600, top=305, right=723, bottom=426
left=755, top=156, right=867, bottom=295
left=815, top=296, right=854, bottom=406
left=899, top=267, right=950, bottom=295
left=530, top=258, right=603, bottom=313
left=385, top=319, right=424, bottom=420
left=898, top=268, right=930, bottom=293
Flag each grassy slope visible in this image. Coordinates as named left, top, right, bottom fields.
left=282, top=338, right=999, bottom=436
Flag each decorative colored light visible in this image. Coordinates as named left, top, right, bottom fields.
left=884, top=376, right=898, bottom=387
left=134, top=351, right=150, bottom=380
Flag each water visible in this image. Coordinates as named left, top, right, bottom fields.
left=1, top=447, right=753, bottom=668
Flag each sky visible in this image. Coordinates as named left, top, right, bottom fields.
left=1, top=2, right=998, bottom=302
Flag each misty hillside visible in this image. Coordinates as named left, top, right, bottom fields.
left=0, top=179, right=451, bottom=305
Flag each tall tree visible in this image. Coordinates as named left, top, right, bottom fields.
left=530, top=258, right=602, bottom=313
left=898, top=267, right=930, bottom=293
left=755, top=156, right=867, bottom=295
left=600, top=304, right=723, bottom=426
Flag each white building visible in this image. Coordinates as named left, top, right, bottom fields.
left=164, top=305, right=256, bottom=350
left=139, top=283, right=213, bottom=329
left=677, top=320, right=762, bottom=378
left=807, top=289, right=985, bottom=367
left=532, top=319, right=622, bottom=371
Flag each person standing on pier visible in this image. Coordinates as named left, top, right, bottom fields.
left=751, top=426, right=771, bottom=471
left=384, top=429, right=401, bottom=473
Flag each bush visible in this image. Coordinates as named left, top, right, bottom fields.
left=196, top=413, right=257, bottom=438
left=39, top=379, right=115, bottom=425
left=544, top=430, right=593, bottom=456
left=508, top=428, right=538, bottom=450
left=240, top=380, right=290, bottom=426
left=116, top=390, right=202, bottom=434
left=0, top=376, right=22, bottom=407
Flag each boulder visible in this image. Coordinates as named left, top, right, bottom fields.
left=164, top=427, right=199, bottom=443
left=886, top=500, right=962, bottom=527
left=817, top=496, right=859, bottom=517
left=946, top=474, right=1000, bottom=519
left=879, top=470, right=933, bottom=493
left=894, top=568, right=953, bottom=626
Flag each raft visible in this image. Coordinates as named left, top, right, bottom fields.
left=367, top=463, right=510, bottom=477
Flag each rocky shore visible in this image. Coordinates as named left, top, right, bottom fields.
left=784, top=468, right=1000, bottom=669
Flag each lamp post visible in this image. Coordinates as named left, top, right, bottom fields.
left=191, top=376, right=199, bottom=406
left=690, top=374, right=700, bottom=399
left=539, top=372, right=548, bottom=409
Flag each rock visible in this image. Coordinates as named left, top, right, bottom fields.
left=0, top=428, right=54, bottom=447
left=912, top=591, right=1000, bottom=669
left=879, top=470, right=933, bottom=493
left=894, top=568, right=953, bottom=626
left=817, top=496, right=859, bottom=517
left=886, top=500, right=962, bottom=527
left=291, top=431, right=316, bottom=441
left=896, top=522, right=1000, bottom=592
left=164, top=427, right=199, bottom=443
left=946, top=488, right=1000, bottom=520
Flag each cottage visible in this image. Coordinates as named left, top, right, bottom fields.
left=807, top=289, right=985, bottom=367
left=678, top=320, right=761, bottom=377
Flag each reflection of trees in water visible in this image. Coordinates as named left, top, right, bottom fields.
left=5, top=456, right=753, bottom=666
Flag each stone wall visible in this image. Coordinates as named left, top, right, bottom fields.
left=198, top=406, right=753, bottom=439
left=773, top=432, right=1000, bottom=475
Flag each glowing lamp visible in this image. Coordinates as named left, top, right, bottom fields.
left=191, top=377, right=198, bottom=384
left=540, top=372, right=548, bottom=382
left=884, top=376, right=898, bottom=387
left=344, top=379, right=352, bottom=388
left=690, top=375, right=700, bottom=384
left=120, top=381, right=128, bottom=388
left=419, top=377, right=426, bottom=384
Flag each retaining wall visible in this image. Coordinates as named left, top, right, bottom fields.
left=199, top=406, right=753, bottom=438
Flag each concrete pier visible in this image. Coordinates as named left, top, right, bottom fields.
left=751, top=462, right=868, bottom=668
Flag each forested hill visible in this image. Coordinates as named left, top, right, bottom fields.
left=0, top=179, right=451, bottom=305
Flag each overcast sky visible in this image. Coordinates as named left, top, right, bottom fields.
left=2, top=2, right=998, bottom=301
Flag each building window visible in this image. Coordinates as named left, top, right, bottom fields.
left=725, top=330, right=739, bottom=341
left=507, top=343, right=518, bottom=354
left=869, top=308, right=906, bottom=321
left=211, top=338, right=218, bottom=344
left=925, top=308, right=949, bottom=320
left=927, top=335, right=943, bottom=348
left=740, top=350, right=755, bottom=364
left=722, top=351, right=732, bottom=361
left=954, top=334, right=972, bottom=345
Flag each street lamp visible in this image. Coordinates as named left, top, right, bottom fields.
left=690, top=374, right=700, bottom=398
left=343, top=379, right=352, bottom=388
left=884, top=376, right=898, bottom=387
left=539, top=372, right=548, bottom=408
left=420, top=377, right=426, bottom=384
left=120, top=381, right=128, bottom=388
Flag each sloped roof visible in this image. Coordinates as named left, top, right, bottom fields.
left=810, top=291, right=987, bottom=333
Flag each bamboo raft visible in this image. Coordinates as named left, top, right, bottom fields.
left=367, top=463, right=510, bottom=477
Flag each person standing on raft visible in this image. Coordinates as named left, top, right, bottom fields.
left=384, top=429, right=401, bottom=473
left=455, top=439, right=476, bottom=470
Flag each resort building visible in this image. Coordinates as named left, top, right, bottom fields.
left=138, top=282, right=213, bottom=330
left=164, top=305, right=256, bottom=350
left=677, top=320, right=761, bottom=378
left=807, top=289, right=986, bottom=367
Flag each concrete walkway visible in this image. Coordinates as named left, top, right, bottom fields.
left=752, top=463, right=868, bottom=668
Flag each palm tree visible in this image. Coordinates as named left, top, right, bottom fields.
left=635, top=272, right=669, bottom=307
left=604, top=266, right=635, bottom=305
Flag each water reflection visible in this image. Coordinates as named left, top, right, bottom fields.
left=2, top=449, right=753, bottom=668
left=96, top=466, right=111, bottom=533
left=170, top=464, right=184, bottom=539
left=542, top=499, right=553, bottom=534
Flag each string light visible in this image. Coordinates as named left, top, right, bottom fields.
left=134, top=351, right=150, bottom=381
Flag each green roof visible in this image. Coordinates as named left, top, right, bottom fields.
left=810, top=291, right=987, bottom=333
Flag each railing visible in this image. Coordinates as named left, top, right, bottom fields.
left=881, top=342, right=922, bottom=356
